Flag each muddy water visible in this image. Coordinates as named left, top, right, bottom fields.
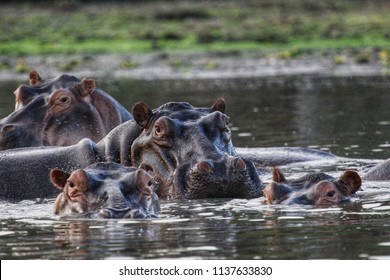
left=1, top=75, right=390, bottom=259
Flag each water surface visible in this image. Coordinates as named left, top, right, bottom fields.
left=1, top=75, right=390, bottom=259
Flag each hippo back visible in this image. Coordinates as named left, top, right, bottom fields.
left=0, top=139, right=98, bottom=199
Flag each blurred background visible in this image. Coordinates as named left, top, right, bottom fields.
left=1, top=0, right=390, bottom=59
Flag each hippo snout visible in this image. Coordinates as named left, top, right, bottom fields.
left=176, top=156, right=262, bottom=199
left=0, top=125, right=17, bottom=150
left=196, top=157, right=247, bottom=174
left=0, top=123, right=42, bottom=150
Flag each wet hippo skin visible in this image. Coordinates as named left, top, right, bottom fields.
left=130, top=98, right=263, bottom=199
left=0, top=71, right=131, bottom=150
left=51, top=162, right=160, bottom=219
left=0, top=139, right=97, bottom=199
left=0, top=98, right=345, bottom=200
left=263, top=168, right=362, bottom=205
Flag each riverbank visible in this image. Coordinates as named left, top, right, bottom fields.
left=1, top=49, right=389, bottom=82
left=1, top=1, right=390, bottom=81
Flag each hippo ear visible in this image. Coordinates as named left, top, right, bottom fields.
left=338, top=170, right=362, bottom=195
left=272, top=167, right=287, bottom=183
left=50, top=169, right=71, bottom=190
left=211, top=97, right=226, bottom=113
left=29, top=70, right=42, bottom=86
left=132, top=102, right=153, bottom=128
left=79, top=78, right=96, bottom=97
left=136, top=169, right=153, bottom=195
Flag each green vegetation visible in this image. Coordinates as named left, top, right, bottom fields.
left=1, top=0, right=390, bottom=56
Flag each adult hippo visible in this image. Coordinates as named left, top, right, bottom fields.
left=0, top=71, right=131, bottom=150
left=0, top=73, right=131, bottom=150
left=50, top=162, right=160, bottom=218
left=127, top=99, right=263, bottom=199
left=361, top=158, right=390, bottom=181
left=0, top=98, right=337, bottom=200
left=0, top=139, right=97, bottom=199
left=0, top=98, right=263, bottom=200
left=263, top=168, right=362, bottom=205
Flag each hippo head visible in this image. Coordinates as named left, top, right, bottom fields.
left=0, top=93, right=47, bottom=150
left=263, top=168, right=362, bottom=205
left=0, top=73, right=107, bottom=150
left=130, top=98, right=262, bottom=199
left=43, top=78, right=106, bottom=145
left=14, top=70, right=80, bottom=110
left=50, top=162, right=160, bottom=218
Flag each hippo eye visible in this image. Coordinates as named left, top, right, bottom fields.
left=58, top=96, right=70, bottom=104
left=61, top=97, right=68, bottom=102
left=327, top=191, right=335, bottom=198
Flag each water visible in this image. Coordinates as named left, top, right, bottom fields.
left=1, top=75, right=390, bottom=259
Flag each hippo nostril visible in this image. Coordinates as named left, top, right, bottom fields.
left=196, top=161, right=212, bottom=173
left=1, top=125, right=16, bottom=134
left=234, top=158, right=246, bottom=172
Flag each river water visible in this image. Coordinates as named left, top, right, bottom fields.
left=1, top=75, right=390, bottom=259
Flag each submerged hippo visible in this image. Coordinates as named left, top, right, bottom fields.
left=0, top=71, right=131, bottom=150
left=128, top=98, right=262, bottom=199
left=0, top=98, right=262, bottom=200
left=362, top=159, right=390, bottom=181
left=0, top=139, right=97, bottom=199
left=0, top=98, right=338, bottom=200
left=50, top=162, right=159, bottom=218
left=263, top=168, right=362, bottom=205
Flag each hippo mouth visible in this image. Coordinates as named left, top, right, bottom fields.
left=97, top=204, right=159, bottom=219
left=74, top=196, right=160, bottom=219
left=174, top=158, right=263, bottom=199
left=56, top=187, right=160, bottom=219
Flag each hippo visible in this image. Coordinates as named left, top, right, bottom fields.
left=0, top=98, right=262, bottom=200
left=0, top=139, right=97, bottom=200
left=263, top=168, right=362, bottom=205
left=0, top=71, right=131, bottom=150
left=50, top=162, right=160, bottom=218
left=0, top=98, right=339, bottom=200
left=129, top=98, right=263, bottom=199
left=14, top=70, right=80, bottom=110
left=362, top=159, right=390, bottom=181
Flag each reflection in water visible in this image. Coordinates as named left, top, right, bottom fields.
left=0, top=192, right=390, bottom=259
left=1, top=76, right=390, bottom=259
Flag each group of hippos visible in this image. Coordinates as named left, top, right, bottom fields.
left=0, top=70, right=389, bottom=219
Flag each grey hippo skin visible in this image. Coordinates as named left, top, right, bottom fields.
left=263, top=167, right=362, bottom=205
left=0, top=99, right=341, bottom=200
left=362, top=159, right=390, bottom=181
left=0, top=71, right=131, bottom=150
left=129, top=98, right=262, bottom=199
left=50, top=162, right=160, bottom=219
left=0, top=139, right=97, bottom=200
left=236, top=147, right=338, bottom=167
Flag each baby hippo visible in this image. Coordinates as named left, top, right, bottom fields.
left=263, top=168, right=362, bottom=205
left=50, top=162, right=160, bottom=218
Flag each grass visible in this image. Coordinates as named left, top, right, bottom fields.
left=1, top=0, right=390, bottom=56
